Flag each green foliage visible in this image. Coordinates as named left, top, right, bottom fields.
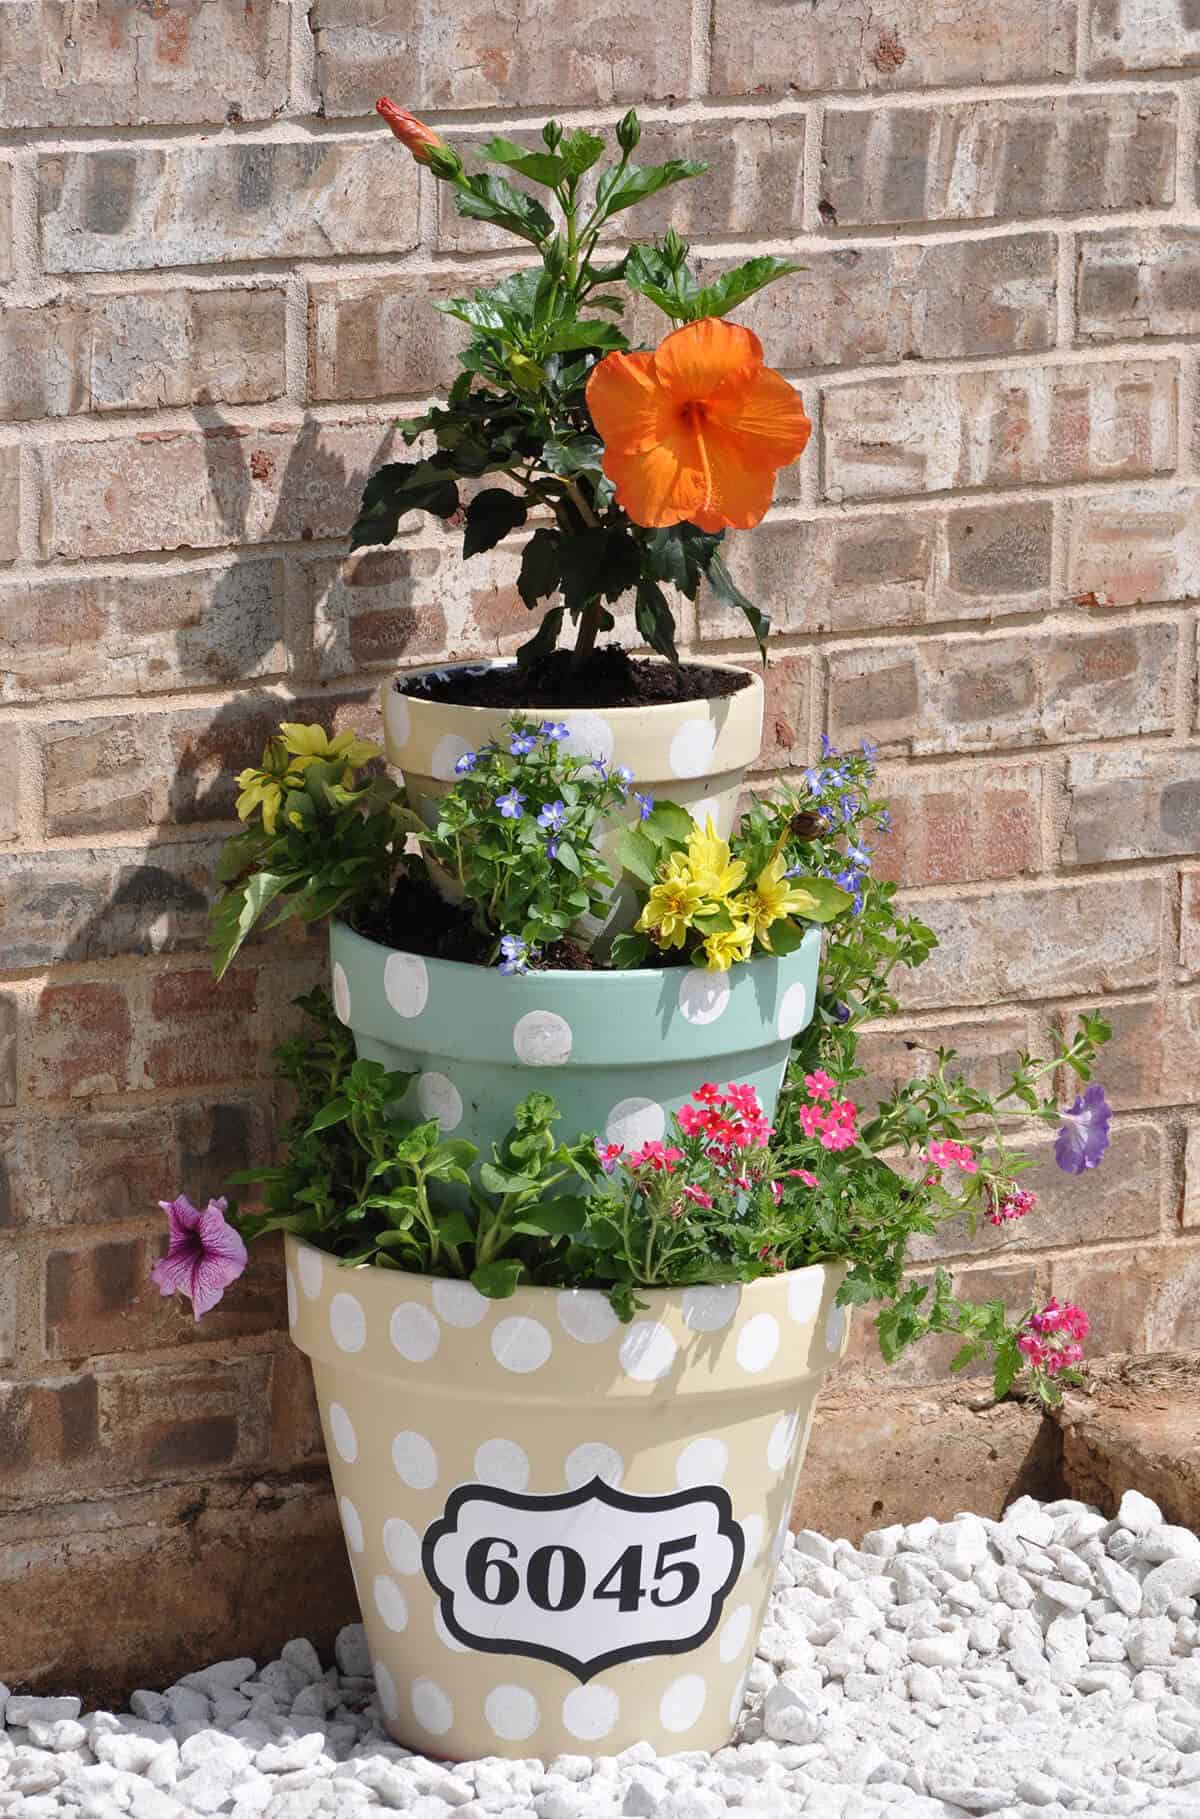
left=349, top=113, right=795, bottom=666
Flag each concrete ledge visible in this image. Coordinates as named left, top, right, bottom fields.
left=1052, top=1351, right=1200, bottom=1528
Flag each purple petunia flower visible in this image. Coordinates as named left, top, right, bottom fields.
left=1055, top=1084, right=1112, bottom=1175
left=510, top=733, right=537, bottom=757
left=496, top=788, right=525, bottom=819
left=537, top=799, right=568, bottom=834
left=498, top=934, right=530, bottom=976
left=151, top=1195, right=247, bottom=1319
left=539, top=720, right=570, bottom=742
left=634, top=790, right=654, bottom=821
left=454, top=750, right=477, bottom=775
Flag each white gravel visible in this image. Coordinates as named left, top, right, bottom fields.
left=4, top=1493, right=1200, bottom=1817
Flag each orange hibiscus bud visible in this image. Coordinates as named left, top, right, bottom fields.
left=586, top=317, right=811, bottom=533
left=376, top=97, right=444, bottom=164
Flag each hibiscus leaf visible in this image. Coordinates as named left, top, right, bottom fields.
left=477, top=136, right=567, bottom=187
left=596, top=158, right=708, bottom=218
left=559, top=528, right=640, bottom=612
left=516, top=605, right=565, bottom=669
left=542, top=435, right=605, bottom=478
left=642, top=524, right=722, bottom=597
left=623, top=242, right=702, bottom=321
left=456, top=173, right=554, bottom=246
left=517, top=527, right=562, bottom=607
left=463, top=487, right=528, bottom=557
left=559, top=129, right=606, bottom=178
left=350, top=460, right=459, bottom=550
left=704, top=549, right=771, bottom=659
left=694, top=256, right=803, bottom=320
left=543, top=320, right=629, bottom=354
left=634, top=577, right=679, bottom=663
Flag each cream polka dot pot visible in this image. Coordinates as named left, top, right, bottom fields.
left=286, top=1240, right=850, bottom=1759
left=331, top=919, right=820, bottom=1169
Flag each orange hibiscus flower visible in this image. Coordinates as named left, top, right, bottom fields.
left=376, top=97, right=445, bottom=164
left=585, top=316, right=811, bottom=533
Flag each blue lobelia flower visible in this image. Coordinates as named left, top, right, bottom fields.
left=820, top=733, right=837, bottom=758
left=498, top=934, right=530, bottom=976
left=510, top=733, right=537, bottom=757
left=496, top=788, right=526, bottom=819
left=454, top=750, right=477, bottom=775
left=1054, top=1084, right=1112, bottom=1175
left=860, top=736, right=879, bottom=760
left=634, top=790, right=654, bottom=821
left=846, top=841, right=871, bottom=870
left=875, top=808, right=893, bottom=835
left=539, top=720, right=570, bottom=742
left=537, top=799, right=568, bottom=834
left=613, top=765, right=635, bottom=793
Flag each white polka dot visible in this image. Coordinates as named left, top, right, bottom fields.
left=374, top=1660, right=400, bottom=1722
left=786, top=1267, right=824, bottom=1325
left=676, top=1436, right=729, bottom=1488
left=720, top=1602, right=753, bottom=1663
left=332, top=961, right=352, bottom=1025
left=677, top=967, right=731, bottom=1025
left=660, top=1672, right=707, bottom=1734
left=491, top=1315, right=552, bottom=1374
left=330, top=1292, right=367, bottom=1353
left=434, top=1603, right=469, bottom=1652
left=392, top=1430, right=439, bottom=1490
left=431, top=1278, right=490, bottom=1327
left=736, top=1311, right=781, bottom=1375
left=485, top=1684, right=540, bottom=1743
left=475, top=1438, right=530, bottom=1491
left=561, top=713, right=615, bottom=767
left=741, top=1513, right=765, bottom=1565
left=384, top=950, right=429, bottom=1019
left=388, top=692, right=413, bottom=749
left=286, top=1268, right=298, bottom=1327
left=556, top=1290, right=620, bottom=1345
left=328, top=1401, right=358, bottom=1464
left=513, top=1009, right=573, bottom=1067
left=339, top=1495, right=364, bottom=1554
left=683, top=1285, right=739, bottom=1332
left=562, top=1683, right=619, bottom=1743
left=431, top=733, right=472, bottom=781
left=383, top=1517, right=421, bottom=1575
left=565, top=1442, right=624, bottom=1489
left=389, top=1301, right=441, bottom=1363
left=620, top=1320, right=677, bottom=1382
left=825, top=1302, right=848, bottom=1355
left=605, top=1096, right=665, bottom=1148
left=297, top=1246, right=323, bottom=1300
left=777, top=980, right=810, bottom=1041
left=768, top=1411, right=801, bottom=1472
left=416, top=1070, right=462, bottom=1132
left=373, top=1574, right=409, bottom=1633
left=670, top=718, right=718, bottom=779
left=411, top=1678, right=453, bottom=1736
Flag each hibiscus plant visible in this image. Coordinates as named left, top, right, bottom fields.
left=352, top=103, right=810, bottom=668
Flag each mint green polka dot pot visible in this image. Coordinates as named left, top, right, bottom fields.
left=285, top=1237, right=850, bottom=1760
left=329, top=920, right=821, bottom=1159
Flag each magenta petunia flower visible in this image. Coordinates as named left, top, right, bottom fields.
left=1054, top=1083, right=1112, bottom=1176
left=151, top=1194, right=248, bottom=1318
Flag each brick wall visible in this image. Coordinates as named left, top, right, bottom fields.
left=2, top=0, right=1199, bottom=1682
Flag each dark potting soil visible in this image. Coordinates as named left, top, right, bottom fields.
left=399, top=647, right=751, bottom=712
left=352, top=870, right=597, bottom=971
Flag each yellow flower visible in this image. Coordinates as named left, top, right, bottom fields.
left=278, top=723, right=381, bottom=770
left=685, top=817, right=746, bottom=901
left=738, top=852, right=814, bottom=949
left=702, top=920, right=755, bottom=972
left=235, top=738, right=309, bottom=835
left=635, top=855, right=708, bottom=949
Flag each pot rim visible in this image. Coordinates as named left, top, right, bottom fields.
left=389, top=654, right=763, bottom=723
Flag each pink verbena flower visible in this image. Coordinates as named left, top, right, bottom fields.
left=820, top=1124, right=855, bottom=1152
left=628, top=1140, right=684, bottom=1173
left=928, top=1138, right=977, bottom=1175
left=986, top=1183, right=1038, bottom=1225
left=789, top=1168, right=819, bottom=1188
left=151, top=1195, right=247, bottom=1319
left=681, top=1184, right=714, bottom=1209
left=804, top=1070, right=836, bottom=1101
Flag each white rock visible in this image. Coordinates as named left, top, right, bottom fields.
left=164, top=1686, right=211, bottom=1724
left=907, top=1633, right=966, bottom=1670
left=1127, top=1616, right=1177, bottom=1668
left=257, top=1731, right=328, bottom=1773
left=280, top=1641, right=324, bottom=1685
left=1140, top=1558, right=1200, bottom=1615
left=1096, top=1555, right=1144, bottom=1616
left=1041, top=1579, right=1093, bottom=1613
left=334, top=1627, right=373, bottom=1680
left=181, top=1659, right=257, bottom=1696
left=861, top=1525, right=906, bottom=1560
left=5, top=1696, right=83, bottom=1726
left=929, top=1517, right=990, bottom=1580
left=1116, top=1490, right=1163, bottom=1532
left=763, top=1672, right=822, bottom=1745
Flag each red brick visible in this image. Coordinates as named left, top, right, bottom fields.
left=872, top=761, right=1043, bottom=887
left=827, top=621, right=1176, bottom=757
left=1068, top=486, right=1200, bottom=608
left=1077, top=229, right=1200, bottom=342
left=0, top=841, right=221, bottom=970
left=841, top=1260, right=1045, bottom=1388
left=39, top=143, right=419, bottom=275
left=1054, top=993, right=1200, bottom=1113
left=1088, top=0, right=1200, bottom=72
left=822, top=94, right=1175, bottom=228
left=1183, top=868, right=1200, bottom=977
left=758, top=655, right=812, bottom=772
left=0, top=724, right=18, bottom=843
left=310, top=0, right=692, bottom=112
left=30, top=981, right=133, bottom=1100
left=722, top=234, right=1056, bottom=367
left=1185, top=1126, right=1200, bottom=1230
left=306, top=550, right=448, bottom=680
left=1062, top=749, right=1200, bottom=866
left=712, top=0, right=1074, bottom=94
left=0, top=0, right=289, bottom=127
left=703, top=501, right=1052, bottom=641
left=1049, top=1246, right=1200, bottom=1355
left=40, top=420, right=400, bottom=562
left=0, top=993, right=16, bottom=1107
left=0, top=1375, right=102, bottom=1509
left=308, top=275, right=469, bottom=402
left=0, top=446, right=18, bottom=564
left=270, top=1343, right=327, bottom=1468
left=0, top=165, right=11, bottom=284
left=900, top=876, right=1163, bottom=1009
left=143, top=969, right=261, bottom=1094
left=822, top=361, right=1177, bottom=503
left=852, top=1010, right=1035, bottom=1114
left=0, top=560, right=287, bottom=704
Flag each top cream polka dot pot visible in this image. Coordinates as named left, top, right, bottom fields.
left=382, top=657, right=764, bottom=942
left=287, top=1238, right=848, bottom=1761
